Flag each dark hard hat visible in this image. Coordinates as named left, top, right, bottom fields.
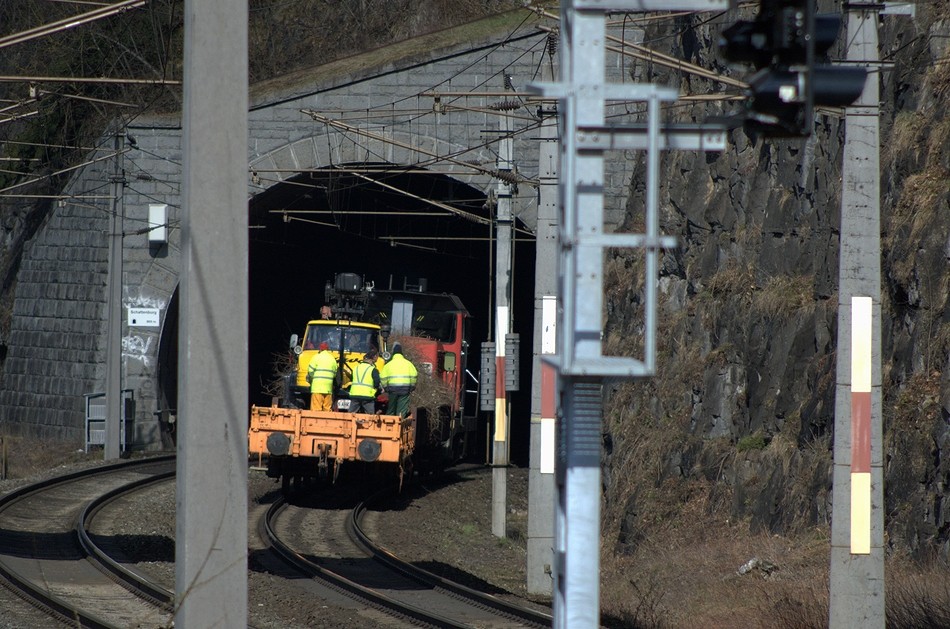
left=392, top=343, right=402, bottom=354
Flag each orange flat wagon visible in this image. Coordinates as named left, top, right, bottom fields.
left=249, top=404, right=415, bottom=492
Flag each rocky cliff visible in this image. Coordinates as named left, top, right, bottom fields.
left=601, top=2, right=950, bottom=560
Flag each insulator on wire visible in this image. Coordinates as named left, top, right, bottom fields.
left=547, top=31, right=558, bottom=57
left=489, top=99, right=521, bottom=111
left=504, top=74, right=514, bottom=90
left=493, top=169, right=520, bottom=185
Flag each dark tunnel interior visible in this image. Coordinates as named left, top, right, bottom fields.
left=244, top=164, right=537, bottom=465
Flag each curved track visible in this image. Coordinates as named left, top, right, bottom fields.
left=262, top=480, right=552, bottom=628
left=0, top=458, right=551, bottom=627
left=0, top=456, right=175, bottom=628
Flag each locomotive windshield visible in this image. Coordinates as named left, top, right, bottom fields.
left=411, top=309, right=456, bottom=342
left=365, top=291, right=466, bottom=343
left=304, top=325, right=378, bottom=354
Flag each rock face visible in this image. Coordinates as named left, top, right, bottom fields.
left=601, top=7, right=950, bottom=560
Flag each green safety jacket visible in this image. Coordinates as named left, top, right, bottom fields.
left=380, top=354, right=418, bottom=392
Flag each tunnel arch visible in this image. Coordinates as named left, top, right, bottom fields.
left=248, top=162, right=537, bottom=464
left=155, top=161, right=537, bottom=464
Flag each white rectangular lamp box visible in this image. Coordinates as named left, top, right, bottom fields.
left=148, top=204, right=167, bottom=244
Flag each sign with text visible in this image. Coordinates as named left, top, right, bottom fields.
left=128, top=307, right=161, bottom=327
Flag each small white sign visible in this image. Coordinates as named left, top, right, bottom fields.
left=128, top=307, right=161, bottom=327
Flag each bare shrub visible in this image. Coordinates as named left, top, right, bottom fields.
left=757, top=575, right=828, bottom=629
left=248, top=0, right=524, bottom=83
left=258, top=349, right=298, bottom=402
left=387, top=339, right=455, bottom=438
left=601, top=569, right=669, bottom=629
left=887, top=557, right=950, bottom=627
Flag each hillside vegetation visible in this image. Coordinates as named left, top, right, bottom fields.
left=592, top=3, right=950, bottom=626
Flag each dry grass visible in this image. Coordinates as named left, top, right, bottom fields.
left=886, top=111, right=926, bottom=163
left=884, top=167, right=947, bottom=287
left=601, top=494, right=830, bottom=629
left=704, top=260, right=756, bottom=301
left=887, top=554, right=950, bottom=627
left=751, top=274, right=814, bottom=321
left=600, top=503, right=950, bottom=628
left=0, top=435, right=89, bottom=481
left=927, top=50, right=950, bottom=100
left=884, top=371, right=942, bottom=495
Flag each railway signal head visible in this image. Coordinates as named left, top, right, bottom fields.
left=719, top=0, right=867, bottom=137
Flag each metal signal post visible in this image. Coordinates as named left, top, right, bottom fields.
left=529, top=1, right=726, bottom=625
left=491, top=88, right=515, bottom=539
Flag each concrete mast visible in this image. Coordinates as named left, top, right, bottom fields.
left=527, top=31, right=559, bottom=594
left=828, top=1, right=909, bottom=625
left=105, top=132, right=125, bottom=460
left=175, top=0, right=248, bottom=626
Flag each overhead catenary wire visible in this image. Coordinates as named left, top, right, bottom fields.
left=302, top=109, right=541, bottom=187
left=0, top=147, right=132, bottom=195
left=346, top=169, right=491, bottom=226
left=0, top=0, right=147, bottom=49
left=7, top=8, right=546, bottom=200
left=0, top=75, right=181, bottom=85
left=6, top=4, right=753, bottom=228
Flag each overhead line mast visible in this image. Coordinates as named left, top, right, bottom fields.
left=830, top=2, right=913, bottom=626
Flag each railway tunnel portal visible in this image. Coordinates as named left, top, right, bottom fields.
left=0, top=13, right=636, bottom=452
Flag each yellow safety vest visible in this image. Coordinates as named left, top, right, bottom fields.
left=307, top=351, right=338, bottom=394
left=349, top=361, right=377, bottom=398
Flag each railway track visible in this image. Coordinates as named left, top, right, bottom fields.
left=262, top=479, right=552, bottom=628
left=0, top=456, right=176, bottom=628
left=0, top=458, right=551, bottom=628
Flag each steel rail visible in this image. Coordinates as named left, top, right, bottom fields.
left=262, top=494, right=470, bottom=627
left=0, top=455, right=175, bottom=629
left=350, top=476, right=554, bottom=628
left=77, top=469, right=177, bottom=608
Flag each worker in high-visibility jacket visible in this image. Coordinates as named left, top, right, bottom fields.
left=306, top=342, right=338, bottom=411
left=380, top=343, right=417, bottom=418
left=348, top=349, right=381, bottom=413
